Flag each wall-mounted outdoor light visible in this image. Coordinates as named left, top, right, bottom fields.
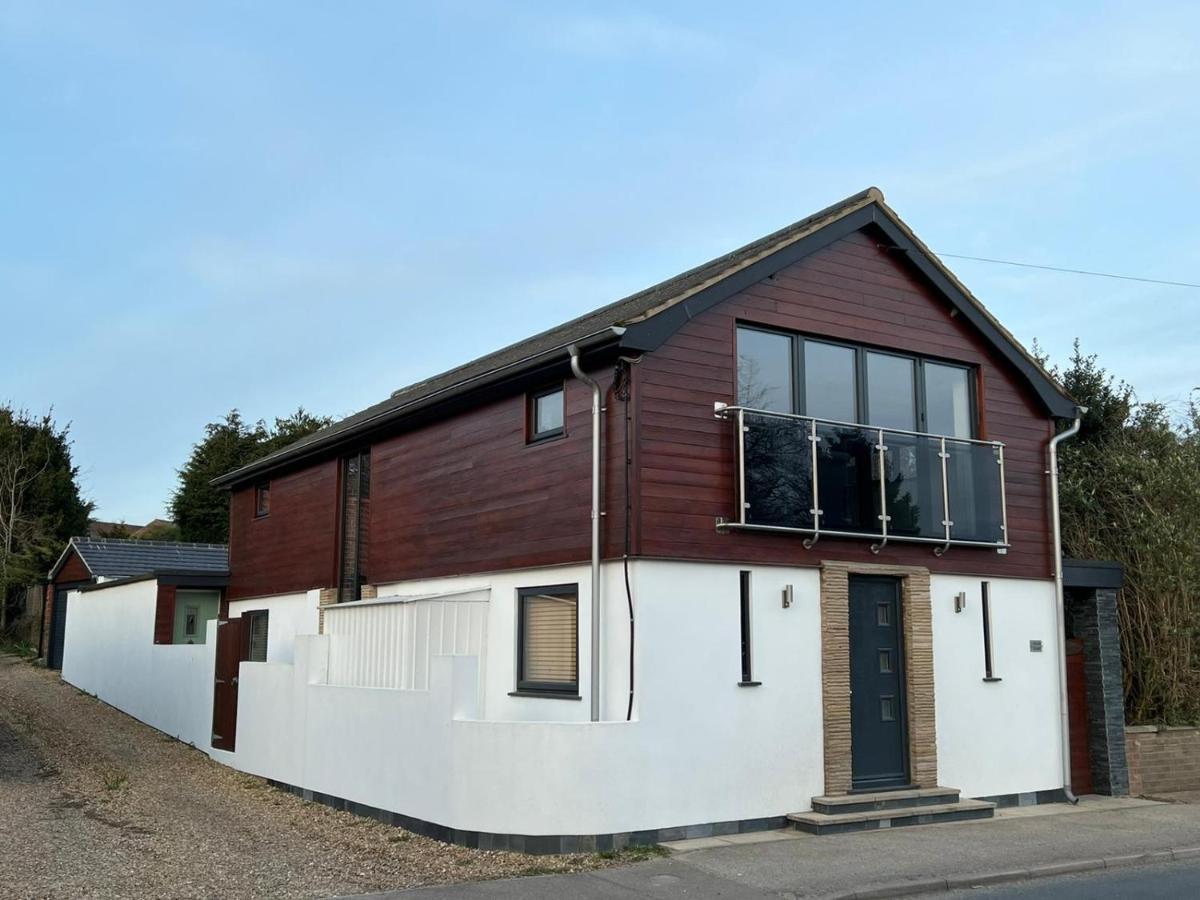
left=954, top=591, right=967, bottom=613
left=782, top=585, right=794, bottom=609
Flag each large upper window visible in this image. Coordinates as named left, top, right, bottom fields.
left=736, top=325, right=976, bottom=438
left=516, top=585, right=578, bottom=696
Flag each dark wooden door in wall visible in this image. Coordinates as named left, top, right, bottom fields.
left=47, top=588, right=71, bottom=670
left=849, top=575, right=909, bottom=790
left=211, top=617, right=246, bottom=751
left=1065, top=638, right=1094, bottom=795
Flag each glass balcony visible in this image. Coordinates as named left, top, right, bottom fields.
left=727, top=405, right=1008, bottom=551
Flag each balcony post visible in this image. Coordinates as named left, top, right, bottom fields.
left=802, top=418, right=822, bottom=550
left=870, top=428, right=890, bottom=554
left=934, top=436, right=953, bottom=557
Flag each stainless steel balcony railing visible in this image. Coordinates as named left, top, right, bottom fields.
left=715, top=403, right=1009, bottom=554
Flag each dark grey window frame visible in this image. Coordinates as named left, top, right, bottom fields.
left=527, top=385, right=566, bottom=443
left=243, top=609, right=269, bottom=663
left=736, top=323, right=979, bottom=438
left=981, top=581, right=1001, bottom=682
left=738, top=570, right=761, bottom=686
left=513, top=583, right=580, bottom=698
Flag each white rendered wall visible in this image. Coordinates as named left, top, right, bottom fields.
left=930, top=574, right=1062, bottom=798
left=228, top=590, right=318, bottom=664
left=61, top=579, right=216, bottom=750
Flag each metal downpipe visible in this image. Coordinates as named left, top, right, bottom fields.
left=569, top=345, right=603, bottom=723
left=1049, top=407, right=1086, bottom=804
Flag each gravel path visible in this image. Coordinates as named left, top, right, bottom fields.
left=0, top=652, right=637, bottom=899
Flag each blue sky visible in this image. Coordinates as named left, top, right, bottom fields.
left=2, top=2, right=1198, bottom=523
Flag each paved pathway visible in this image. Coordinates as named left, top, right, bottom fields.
left=373, top=798, right=1200, bottom=899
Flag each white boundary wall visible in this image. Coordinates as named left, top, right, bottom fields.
left=61, top=579, right=215, bottom=750
left=59, top=561, right=1064, bottom=836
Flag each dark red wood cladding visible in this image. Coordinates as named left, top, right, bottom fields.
left=226, top=460, right=340, bottom=600
left=55, top=548, right=91, bottom=584
left=41, top=548, right=94, bottom=657
left=369, top=372, right=626, bottom=583
left=634, top=229, right=1056, bottom=579
left=154, top=583, right=176, bottom=644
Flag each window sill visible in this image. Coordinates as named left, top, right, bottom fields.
left=982, top=676, right=1003, bottom=683
left=508, top=690, right=582, bottom=700
left=737, top=681, right=763, bottom=687
left=526, top=430, right=566, bottom=447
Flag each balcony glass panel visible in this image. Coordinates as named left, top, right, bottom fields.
left=946, top=440, right=1005, bottom=543
left=743, top=413, right=814, bottom=529
left=815, top=423, right=879, bottom=534
left=881, top=432, right=947, bottom=539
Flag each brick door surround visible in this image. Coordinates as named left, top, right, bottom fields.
left=820, top=561, right=937, bottom=795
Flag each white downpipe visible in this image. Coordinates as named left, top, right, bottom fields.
left=569, top=345, right=602, bottom=723
left=1049, top=407, right=1086, bottom=804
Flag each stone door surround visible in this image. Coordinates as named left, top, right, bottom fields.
left=820, top=561, right=937, bottom=795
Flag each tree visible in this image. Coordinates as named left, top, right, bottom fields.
left=1044, top=344, right=1200, bottom=725
left=0, top=407, right=92, bottom=629
left=170, top=408, right=331, bottom=544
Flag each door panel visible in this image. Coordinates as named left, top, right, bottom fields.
left=1066, top=638, right=1094, bottom=795
left=211, top=617, right=246, bottom=751
left=48, top=589, right=70, bottom=670
left=849, top=576, right=909, bottom=790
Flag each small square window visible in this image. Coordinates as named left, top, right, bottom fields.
left=517, top=585, right=578, bottom=694
left=876, top=602, right=892, bottom=627
left=881, top=695, right=896, bottom=722
left=254, top=483, right=270, bottom=518
left=878, top=649, right=893, bottom=674
left=529, top=387, right=565, bottom=442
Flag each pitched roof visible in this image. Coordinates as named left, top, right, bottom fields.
left=214, top=187, right=1075, bottom=488
left=49, top=538, right=229, bottom=580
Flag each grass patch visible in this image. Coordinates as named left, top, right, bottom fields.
left=101, top=770, right=128, bottom=792
left=0, top=638, right=37, bottom=659
left=600, top=844, right=669, bottom=862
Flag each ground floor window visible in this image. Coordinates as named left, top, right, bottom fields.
left=516, top=585, right=578, bottom=695
left=172, top=589, right=221, bottom=645
left=244, top=610, right=269, bottom=662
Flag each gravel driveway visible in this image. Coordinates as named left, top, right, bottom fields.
left=0, top=652, right=637, bottom=899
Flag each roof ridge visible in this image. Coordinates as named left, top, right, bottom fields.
left=74, top=537, right=228, bottom=550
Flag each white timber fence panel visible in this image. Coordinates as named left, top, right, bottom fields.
left=323, top=590, right=489, bottom=696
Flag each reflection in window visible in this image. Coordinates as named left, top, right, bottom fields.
left=737, top=327, right=793, bottom=413
left=804, top=341, right=857, bottom=422
left=925, top=363, right=973, bottom=438
left=866, top=352, right=916, bottom=431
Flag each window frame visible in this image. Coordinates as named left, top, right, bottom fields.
left=527, top=384, right=566, bottom=444
left=735, top=323, right=979, bottom=438
left=254, top=482, right=270, bottom=518
left=513, top=583, right=580, bottom=698
left=242, top=609, right=270, bottom=663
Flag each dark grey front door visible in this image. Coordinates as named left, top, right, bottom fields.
left=849, top=575, right=908, bottom=790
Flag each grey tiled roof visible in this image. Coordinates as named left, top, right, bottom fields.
left=63, top=538, right=229, bottom=579
left=212, top=186, right=1074, bottom=488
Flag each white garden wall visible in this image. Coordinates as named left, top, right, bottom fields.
left=59, top=560, right=1065, bottom=838
left=61, top=579, right=215, bottom=750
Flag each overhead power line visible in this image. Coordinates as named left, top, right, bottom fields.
left=936, top=252, right=1200, bottom=290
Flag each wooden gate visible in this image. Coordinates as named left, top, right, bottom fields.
left=211, top=617, right=246, bottom=751
left=1065, top=638, right=1094, bottom=795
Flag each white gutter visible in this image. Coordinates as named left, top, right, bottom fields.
left=1049, top=407, right=1086, bottom=804
left=568, top=344, right=603, bottom=723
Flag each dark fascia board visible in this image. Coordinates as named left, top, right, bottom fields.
left=1063, top=559, right=1125, bottom=590
left=622, top=204, right=1076, bottom=420
left=78, top=570, right=231, bottom=593
left=212, top=327, right=623, bottom=490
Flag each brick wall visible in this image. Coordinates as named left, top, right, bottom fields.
left=1126, top=726, right=1200, bottom=795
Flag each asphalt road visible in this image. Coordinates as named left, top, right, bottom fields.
left=946, top=857, right=1200, bottom=898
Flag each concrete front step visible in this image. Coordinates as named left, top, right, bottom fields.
left=811, top=786, right=961, bottom=815
left=788, top=798, right=995, bottom=835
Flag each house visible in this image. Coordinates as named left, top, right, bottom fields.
left=59, top=188, right=1130, bottom=851
left=42, top=538, right=228, bottom=669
